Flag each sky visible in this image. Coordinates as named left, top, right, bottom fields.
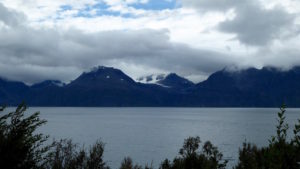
left=0, top=0, right=299, bottom=84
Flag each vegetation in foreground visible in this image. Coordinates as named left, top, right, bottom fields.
left=0, top=103, right=299, bottom=169
left=234, top=105, right=300, bottom=169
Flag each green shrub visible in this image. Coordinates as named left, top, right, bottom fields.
left=44, top=139, right=109, bottom=169
left=0, top=103, right=109, bottom=169
left=0, top=103, right=50, bottom=169
left=119, top=157, right=143, bottom=169
left=119, top=157, right=154, bottom=169
left=2, top=103, right=300, bottom=169
left=234, top=105, right=300, bottom=169
left=159, top=136, right=227, bottom=169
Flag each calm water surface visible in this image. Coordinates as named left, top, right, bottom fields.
left=22, top=108, right=300, bottom=168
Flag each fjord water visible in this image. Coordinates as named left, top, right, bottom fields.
left=28, top=108, right=300, bottom=168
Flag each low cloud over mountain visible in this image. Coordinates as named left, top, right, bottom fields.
left=0, top=0, right=299, bottom=84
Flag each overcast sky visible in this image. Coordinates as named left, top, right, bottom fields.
left=0, top=0, right=299, bottom=84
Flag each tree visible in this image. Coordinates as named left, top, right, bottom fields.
left=235, top=105, right=300, bottom=169
left=119, top=157, right=154, bottom=169
left=44, top=139, right=109, bottom=169
left=119, top=157, right=143, bottom=169
left=160, top=136, right=227, bottom=169
left=0, top=103, right=50, bottom=169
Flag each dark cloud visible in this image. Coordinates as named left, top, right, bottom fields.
left=182, top=0, right=297, bottom=46
left=0, top=3, right=236, bottom=84
left=0, top=1, right=299, bottom=84
left=256, top=45, right=300, bottom=68
left=219, top=2, right=296, bottom=46
left=0, top=3, right=25, bottom=27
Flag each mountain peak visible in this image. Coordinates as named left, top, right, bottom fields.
left=137, top=73, right=194, bottom=88
left=69, top=66, right=135, bottom=87
left=165, top=73, right=181, bottom=79
left=136, top=74, right=166, bottom=84
left=158, top=73, right=194, bottom=89
left=31, top=80, right=65, bottom=88
left=2, top=65, right=300, bottom=106
left=89, top=66, right=113, bottom=73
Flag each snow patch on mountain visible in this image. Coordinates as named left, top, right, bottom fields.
left=53, top=81, right=65, bottom=87
left=136, top=74, right=166, bottom=84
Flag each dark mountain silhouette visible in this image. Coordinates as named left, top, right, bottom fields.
left=31, top=80, right=65, bottom=88
left=1, top=66, right=300, bottom=107
left=26, top=66, right=181, bottom=106
left=192, top=67, right=300, bottom=107
left=68, top=66, right=136, bottom=88
left=0, top=78, right=29, bottom=105
left=157, top=73, right=194, bottom=89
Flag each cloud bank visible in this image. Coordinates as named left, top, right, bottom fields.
left=0, top=0, right=299, bottom=84
left=0, top=2, right=236, bottom=84
left=182, top=0, right=297, bottom=46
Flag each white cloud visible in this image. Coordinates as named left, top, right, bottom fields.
left=0, top=2, right=239, bottom=84
left=181, top=0, right=298, bottom=46
left=0, top=0, right=299, bottom=84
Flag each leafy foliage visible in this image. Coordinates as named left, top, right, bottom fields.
left=0, top=103, right=109, bottom=169
left=234, top=105, right=300, bottom=169
left=119, top=157, right=143, bottom=169
left=119, top=157, right=153, bottom=169
left=159, top=136, right=227, bottom=169
left=1, top=103, right=300, bottom=169
left=44, top=139, right=109, bottom=169
left=0, top=103, right=50, bottom=169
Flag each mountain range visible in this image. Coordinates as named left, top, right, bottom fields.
left=1, top=66, right=300, bottom=107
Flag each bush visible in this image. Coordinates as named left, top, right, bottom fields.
left=119, top=157, right=153, bottom=169
left=0, top=103, right=50, bottom=169
left=234, top=105, right=300, bottom=169
left=0, top=103, right=109, bottom=169
left=159, top=136, right=227, bottom=169
left=119, top=157, right=143, bottom=169
left=44, top=139, right=109, bottom=169
left=1, top=103, right=300, bottom=169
